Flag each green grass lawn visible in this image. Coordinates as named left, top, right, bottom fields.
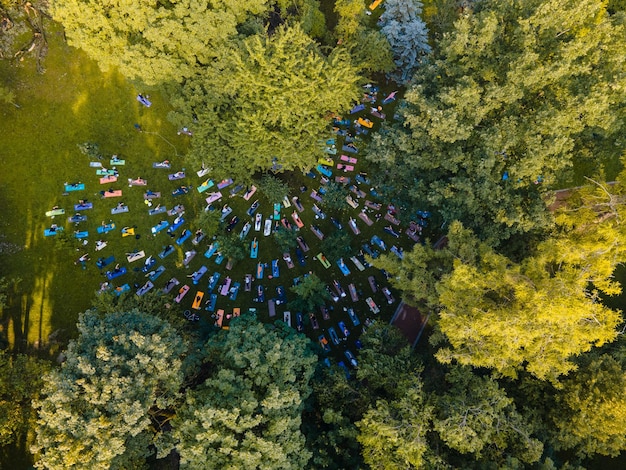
left=0, top=28, right=420, bottom=361
left=0, top=29, right=187, bottom=351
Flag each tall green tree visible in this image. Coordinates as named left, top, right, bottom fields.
left=32, top=311, right=185, bottom=470
left=215, top=233, right=247, bottom=263
left=333, top=0, right=395, bottom=74
left=320, top=230, right=353, bottom=261
left=50, top=0, right=270, bottom=84
left=194, top=209, right=221, bottom=240
left=258, top=174, right=290, bottom=204
left=288, top=273, right=330, bottom=312
left=272, top=226, right=299, bottom=252
left=306, top=324, right=420, bottom=469
left=319, top=181, right=349, bottom=212
left=170, top=24, right=361, bottom=176
left=172, top=315, right=317, bottom=469
left=0, top=352, right=49, bottom=448
left=368, top=0, right=626, bottom=244
left=433, top=366, right=543, bottom=465
left=549, top=355, right=626, bottom=458
left=357, top=377, right=434, bottom=469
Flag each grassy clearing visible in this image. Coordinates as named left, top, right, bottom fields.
left=0, top=29, right=185, bottom=351
left=0, top=26, right=417, bottom=365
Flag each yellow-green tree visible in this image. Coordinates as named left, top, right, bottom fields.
left=378, top=175, right=626, bottom=381
left=172, top=315, right=317, bottom=469
left=434, top=215, right=624, bottom=382
left=550, top=355, right=626, bottom=458
left=50, top=0, right=270, bottom=84
left=357, top=378, right=433, bottom=469
left=0, top=352, right=49, bottom=448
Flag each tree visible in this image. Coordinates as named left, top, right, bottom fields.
left=215, top=233, right=246, bottom=263
left=433, top=220, right=623, bottom=382
left=258, top=174, right=290, bottom=205
left=0, top=352, right=49, bottom=447
left=91, top=289, right=182, bottom=328
left=172, top=315, right=317, bottom=469
left=379, top=0, right=431, bottom=83
left=288, top=273, right=330, bottom=312
left=272, top=226, right=298, bottom=253
left=32, top=310, right=185, bottom=470
left=371, top=239, right=453, bottom=310
left=367, top=0, right=626, bottom=245
left=319, top=181, right=349, bottom=212
left=194, top=209, right=221, bottom=240
left=169, top=24, right=362, bottom=176
left=305, top=366, right=364, bottom=469
left=320, top=230, right=353, bottom=261
left=355, top=324, right=421, bottom=398
left=550, top=355, right=626, bottom=458
left=433, top=366, right=543, bottom=464
left=333, top=0, right=394, bottom=74
left=357, top=377, right=434, bottom=469
left=305, top=324, right=421, bottom=469
left=50, top=0, right=270, bottom=84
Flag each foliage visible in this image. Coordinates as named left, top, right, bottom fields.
left=421, top=0, right=465, bottom=41
left=334, top=0, right=367, bottom=39
left=333, top=0, right=394, bottom=74
left=371, top=239, right=452, bottom=310
left=305, top=366, right=364, bottom=469
left=172, top=315, right=317, bottom=469
left=320, top=230, right=353, bottom=261
left=305, top=324, right=419, bottom=469
left=357, top=377, right=433, bottom=470
left=194, top=209, right=221, bottom=239
left=91, top=289, right=183, bottom=327
left=272, top=226, right=298, bottom=253
left=343, top=29, right=395, bottom=75
left=50, top=0, right=270, bottom=84
left=368, top=0, right=626, bottom=245
left=319, top=181, right=349, bottom=212
left=550, top=355, right=626, bottom=458
left=0, top=352, right=49, bottom=447
left=32, top=310, right=185, bottom=470
left=290, top=0, right=327, bottom=38
left=215, top=233, right=247, bottom=263
left=433, top=366, right=543, bottom=464
left=356, top=323, right=422, bottom=398
left=379, top=0, right=431, bottom=83
left=288, top=273, right=330, bottom=312
left=258, top=174, right=290, bottom=204
left=433, top=221, right=623, bottom=382
left=170, top=24, right=361, bottom=176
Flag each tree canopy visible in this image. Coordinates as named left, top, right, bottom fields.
left=550, top=355, right=626, bottom=458
left=172, top=315, right=317, bottom=469
left=32, top=310, right=185, bottom=470
left=367, top=0, right=626, bottom=244
left=169, top=24, right=362, bottom=176
left=50, top=0, right=270, bottom=84
left=0, top=352, right=49, bottom=448
left=379, top=0, right=431, bottom=83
